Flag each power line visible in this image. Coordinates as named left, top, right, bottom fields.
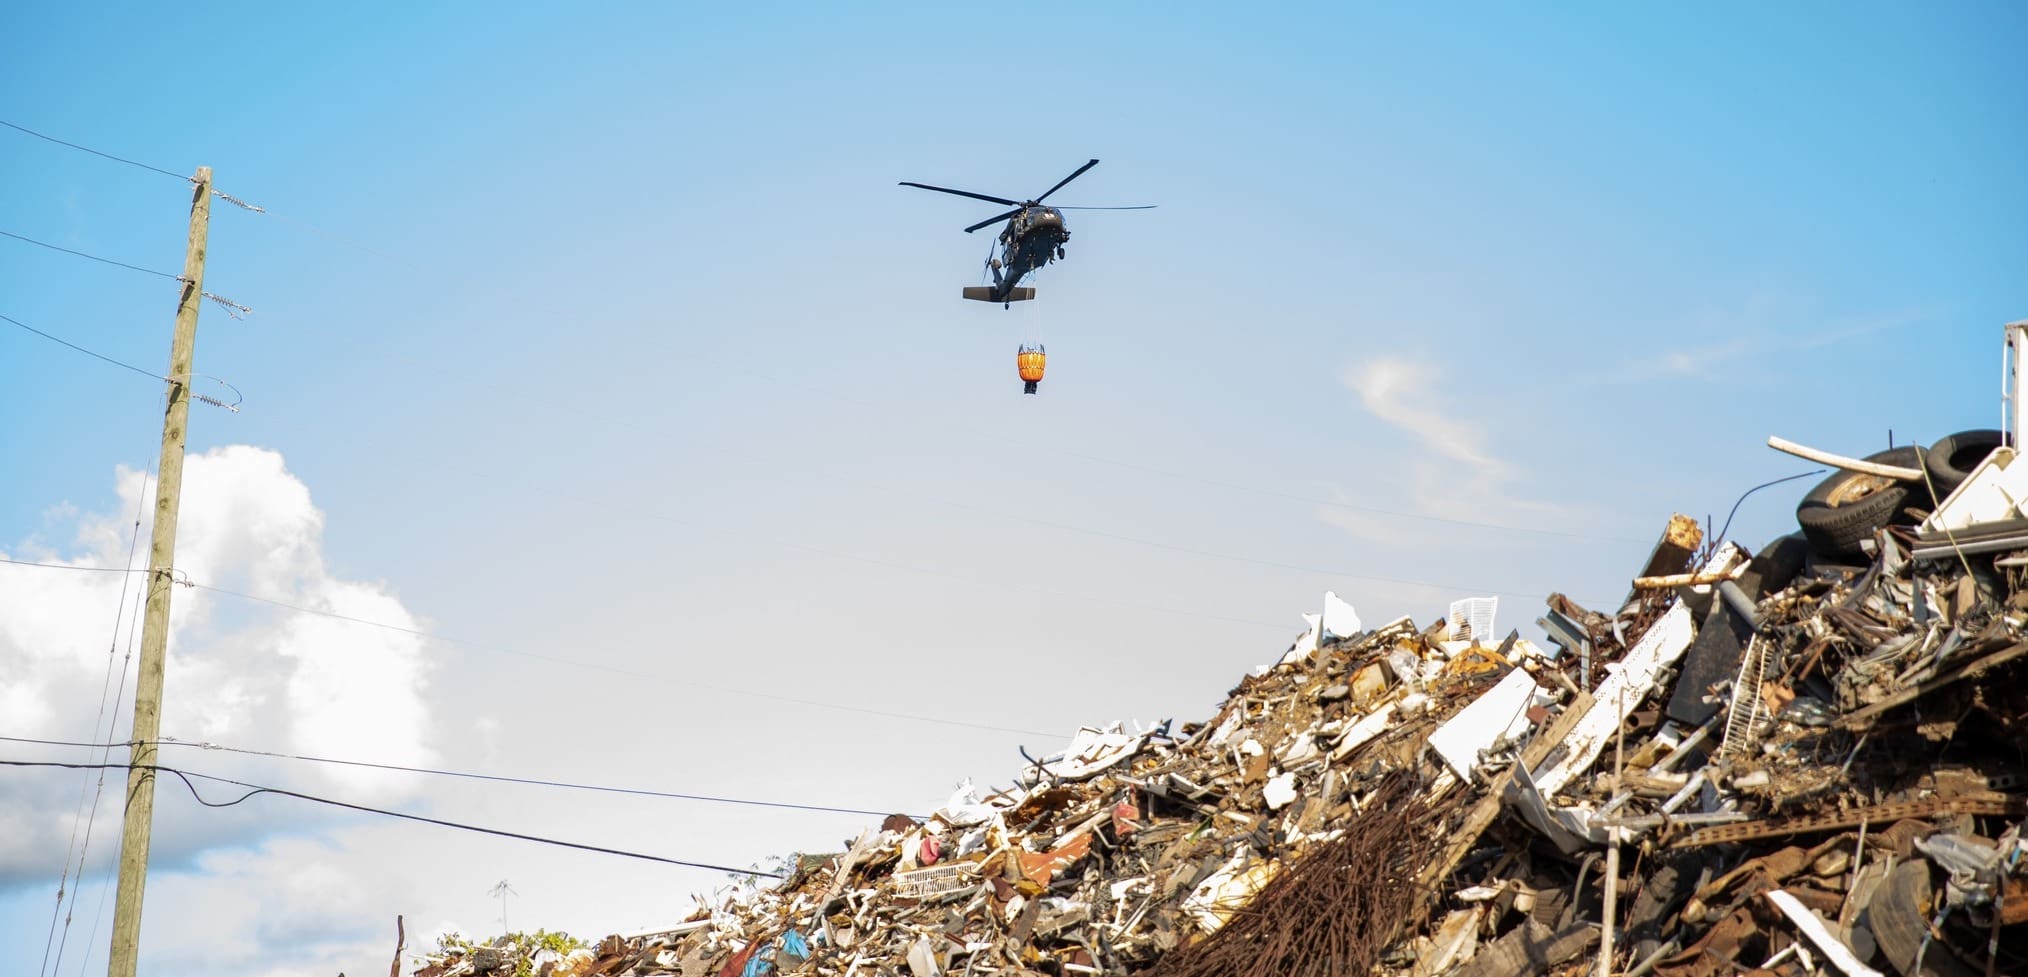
left=0, top=734, right=915, bottom=819
left=8, top=131, right=1622, bottom=551
left=0, top=556, right=143, bottom=574
left=702, top=442, right=1566, bottom=601
left=1, top=312, right=167, bottom=383
left=0, top=316, right=242, bottom=408
left=0, top=120, right=188, bottom=182
left=0, top=558, right=1063, bottom=737
left=39, top=475, right=149, bottom=977
left=64, top=561, right=149, bottom=977
left=0, top=229, right=178, bottom=281
left=636, top=498, right=1552, bottom=605
left=0, top=759, right=778, bottom=877
left=1049, top=444, right=1645, bottom=545
left=183, top=581, right=1065, bottom=737
left=1, top=117, right=1624, bottom=550
left=598, top=505, right=1308, bottom=629
left=4, top=538, right=1562, bottom=736
left=0, top=119, right=263, bottom=213
left=719, top=364, right=1650, bottom=547
left=0, top=233, right=254, bottom=328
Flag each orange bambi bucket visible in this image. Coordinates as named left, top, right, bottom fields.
left=1017, top=344, right=1046, bottom=395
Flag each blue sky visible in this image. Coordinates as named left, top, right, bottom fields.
left=3, top=3, right=2024, bottom=975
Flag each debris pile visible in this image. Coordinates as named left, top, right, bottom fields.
left=419, top=430, right=2028, bottom=977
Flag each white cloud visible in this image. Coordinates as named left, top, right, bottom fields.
left=0, top=446, right=438, bottom=889
left=1618, top=304, right=1939, bottom=381
left=1625, top=336, right=1758, bottom=379
left=1343, top=357, right=1509, bottom=479
left=1332, top=356, right=1583, bottom=543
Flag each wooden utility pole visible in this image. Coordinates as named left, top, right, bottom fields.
left=106, top=166, right=211, bottom=977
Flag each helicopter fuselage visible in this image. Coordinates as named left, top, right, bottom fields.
left=988, top=206, right=1069, bottom=301
left=900, top=159, right=1144, bottom=307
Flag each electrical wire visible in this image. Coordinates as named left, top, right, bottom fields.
left=1035, top=441, right=1645, bottom=545
left=672, top=500, right=1551, bottom=603
left=38, top=476, right=149, bottom=977
left=0, top=126, right=1580, bottom=732
left=0, top=120, right=189, bottom=182
left=0, top=556, right=143, bottom=574
left=0, top=734, right=915, bottom=820
left=0, top=759, right=778, bottom=877
left=1, top=312, right=169, bottom=383
left=0, top=119, right=261, bottom=212
left=181, top=581, right=1062, bottom=737
left=1712, top=470, right=1827, bottom=549
left=8, top=560, right=1060, bottom=736
left=499, top=359, right=1591, bottom=605
left=594, top=504, right=1312, bottom=628
left=0, top=310, right=247, bottom=413
left=5, top=537, right=1558, bottom=739
left=0, top=234, right=251, bottom=321
left=50, top=456, right=155, bottom=977
left=0, top=557, right=1070, bottom=737
left=726, top=363, right=1651, bottom=547
left=1, top=117, right=1628, bottom=552
left=709, top=442, right=1561, bottom=601
left=5, top=133, right=1629, bottom=552
left=70, top=559, right=151, bottom=977
left=0, top=229, right=179, bottom=280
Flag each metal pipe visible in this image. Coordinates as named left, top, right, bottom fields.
left=1768, top=436, right=1923, bottom=480
left=1623, top=938, right=1683, bottom=977
left=1912, top=535, right=2028, bottom=561
left=1660, top=773, right=1708, bottom=815
left=1597, top=811, right=1748, bottom=831
left=1599, top=831, right=1621, bottom=977
left=1653, top=715, right=1723, bottom=773
left=2009, top=321, right=2028, bottom=447
left=1717, top=581, right=1760, bottom=629
left=1633, top=566, right=1747, bottom=590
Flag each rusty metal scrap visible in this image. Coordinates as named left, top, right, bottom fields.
left=1145, top=773, right=1441, bottom=977
left=1669, top=796, right=2028, bottom=849
left=416, top=475, right=2028, bottom=977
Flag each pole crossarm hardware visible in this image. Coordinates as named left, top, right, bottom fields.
left=106, top=165, right=211, bottom=977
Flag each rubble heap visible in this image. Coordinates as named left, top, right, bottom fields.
left=421, top=438, right=2028, bottom=977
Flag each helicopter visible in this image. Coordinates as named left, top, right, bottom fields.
left=900, top=159, right=1154, bottom=307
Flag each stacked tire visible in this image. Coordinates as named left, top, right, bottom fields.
left=1920, top=429, right=2006, bottom=502
left=1793, top=431, right=2010, bottom=559
left=1795, top=446, right=1922, bottom=559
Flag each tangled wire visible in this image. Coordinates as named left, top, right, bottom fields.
left=1146, top=772, right=1445, bottom=977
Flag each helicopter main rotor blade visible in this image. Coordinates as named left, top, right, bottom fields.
left=1052, top=205, right=1158, bottom=210
left=964, top=209, right=1024, bottom=233
left=1032, top=159, right=1100, bottom=204
left=898, top=182, right=1022, bottom=207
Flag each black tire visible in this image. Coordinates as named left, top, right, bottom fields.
left=1865, top=861, right=1979, bottom=977
left=1743, top=533, right=1809, bottom=597
left=1795, top=446, right=1922, bottom=558
left=1921, top=429, right=2006, bottom=503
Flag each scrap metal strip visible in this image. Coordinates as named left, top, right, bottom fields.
left=1669, top=795, right=2026, bottom=849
